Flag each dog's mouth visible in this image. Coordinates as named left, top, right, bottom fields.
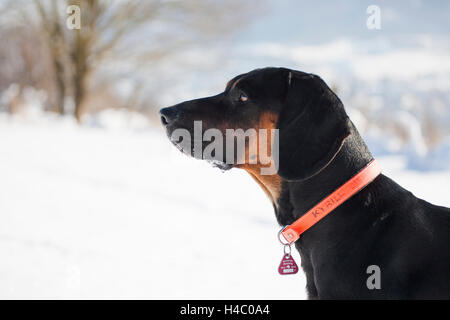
left=168, top=130, right=233, bottom=171
left=205, top=160, right=233, bottom=171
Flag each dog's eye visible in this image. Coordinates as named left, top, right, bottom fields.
left=239, top=93, right=248, bottom=102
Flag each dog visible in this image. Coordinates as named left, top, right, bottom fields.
left=159, top=67, right=450, bottom=299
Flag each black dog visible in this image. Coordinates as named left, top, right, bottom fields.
left=160, top=67, right=450, bottom=299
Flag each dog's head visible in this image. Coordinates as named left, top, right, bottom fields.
left=160, top=67, right=351, bottom=181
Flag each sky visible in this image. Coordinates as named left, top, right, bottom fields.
left=238, top=0, right=450, bottom=45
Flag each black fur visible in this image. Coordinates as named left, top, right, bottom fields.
left=278, top=71, right=351, bottom=180
left=160, top=67, right=450, bottom=299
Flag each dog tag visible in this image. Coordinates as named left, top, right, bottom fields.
left=278, top=253, right=299, bottom=275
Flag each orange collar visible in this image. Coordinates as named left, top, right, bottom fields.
left=280, top=159, right=382, bottom=244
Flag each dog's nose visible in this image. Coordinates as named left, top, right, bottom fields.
left=159, top=107, right=178, bottom=126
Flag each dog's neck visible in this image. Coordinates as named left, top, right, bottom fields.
left=275, top=122, right=374, bottom=230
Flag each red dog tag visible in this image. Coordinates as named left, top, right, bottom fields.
left=278, top=253, right=299, bottom=275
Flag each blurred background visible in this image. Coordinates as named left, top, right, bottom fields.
left=0, top=0, right=449, bottom=299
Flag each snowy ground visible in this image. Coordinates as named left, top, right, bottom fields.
left=0, top=113, right=449, bottom=299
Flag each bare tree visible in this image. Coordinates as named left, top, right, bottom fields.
left=34, top=0, right=68, bottom=115
left=5, top=0, right=257, bottom=122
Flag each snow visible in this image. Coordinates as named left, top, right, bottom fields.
left=1, top=113, right=449, bottom=299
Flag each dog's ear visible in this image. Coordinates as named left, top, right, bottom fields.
left=276, top=71, right=351, bottom=181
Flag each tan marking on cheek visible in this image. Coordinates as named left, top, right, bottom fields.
left=246, top=168, right=282, bottom=205
left=235, top=111, right=282, bottom=204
